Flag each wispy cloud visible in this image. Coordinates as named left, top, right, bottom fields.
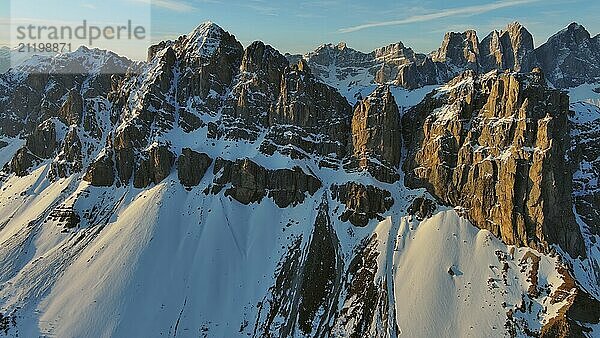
left=338, top=0, right=540, bottom=33
left=244, top=0, right=279, bottom=16
left=81, top=3, right=97, bottom=10
left=131, top=0, right=196, bottom=12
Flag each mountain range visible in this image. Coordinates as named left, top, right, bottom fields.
left=0, top=21, right=598, bottom=337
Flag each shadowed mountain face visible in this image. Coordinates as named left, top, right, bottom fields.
left=0, top=21, right=598, bottom=337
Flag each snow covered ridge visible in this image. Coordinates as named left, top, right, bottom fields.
left=0, top=20, right=598, bottom=337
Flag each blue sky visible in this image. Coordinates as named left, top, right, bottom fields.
left=2, top=0, right=600, bottom=60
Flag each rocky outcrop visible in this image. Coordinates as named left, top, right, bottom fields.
left=305, top=42, right=376, bottom=84
left=58, top=90, right=83, bottom=126
left=173, top=22, right=244, bottom=109
left=259, top=59, right=352, bottom=159
left=255, top=197, right=342, bottom=337
left=403, top=70, right=585, bottom=258
left=133, top=145, right=175, bottom=188
left=301, top=40, right=446, bottom=91
left=330, top=182, right=394, bottom=227
left=0, top=48, right=130, bottom=138
left=373, top=42, right=419, bottom=82
left=407, top=197, right=437, bottom=221
left=6, top=148, right=39, bottom=177
left=84, top=152, right=115, bottom=187
left=239, top=40, right=288, bottom=103
left=332, top=232, right=396, bottom=336
left=297, top=198, right=342, bottom=335
left=303, top=22, right=600, bottom=93
left=177, top=148, right=212, bottom=188
left=50, top=128, right=83, bottom=179
left=569, top=102, right=600, bottom=236
left=432, top=30, right=480, bottom=73
left=219, top=41, right=289, bottom=140
left=26, top=120, right=56, bottom=158
left=48, top=205, right=81, bottom=230
left=539, top=267, right=600, bottom=337
left=480, top=22, right=534, bottom=72
left=348, top=86, right=401, bottom=182
left=209, top=158, right=321, bottom=208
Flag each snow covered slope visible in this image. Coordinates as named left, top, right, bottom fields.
left=0, top=136, right=595, bottom=337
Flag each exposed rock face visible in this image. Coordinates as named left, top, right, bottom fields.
left=48, top=205, right=81, bottom=230
left=210, top=158, right=321, bottom=208
left=372, top=42, right=445, bottom=89
left=403, top=70, right=585, bottom=258
left=297, top=198, right=341, bottom=335
left=527, top=23, right=600, bottom=88
left=304, top=42, right=376, bottom=85
left=58, top=90, right=84, bottom=126
left=0, top=48, right=130, bottom=138
left=302, top=22, right=600, bottom=93
left=480, top=22, right=534, bottom=72
left=50, top=128, right=83, bottom=179
left=267, top=60, right=352, bottom=159
left=26, top=120, right=56, bottom=158
left=133, top=145, right=175, bottom=188
left=332, top=232, right=395, bottom=337
left=432, top=30, right=480, bottom=72
left=0, top=20, right=599, bottom=338
left=215, top=41, right=289, bottom=141
left=233, top=41, right=288, bottom=126
left=330, top=183, right=394, bottom=227
left=84, top=152, right=115, bottom=187
left=6, top=148, right=39, bottom=177
left=570, top=102, right=600, bottom=235
left=348, top=85, right=401, bottom=182
left=300, top=40, right=445, bottom=91
left=539, top=266, right=600, bottom=337
left=172, top=22, right=244, bottom=107
left=177, top=148, right=212, bottom=188
left=407, top=197, right=437, bottom=221
left=255, top=197, right=342, bottom=337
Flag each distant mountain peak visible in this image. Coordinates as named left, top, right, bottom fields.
left=553, top=22, right=591, bottom=40
left=188, top=21, right=224, bottom=36
left=566, top=21, right=585, bottom=31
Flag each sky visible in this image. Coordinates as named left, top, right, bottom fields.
left=1, top=0, right=600, bottom=60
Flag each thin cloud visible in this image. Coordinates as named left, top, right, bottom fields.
left=81, top=3, right=97, bottom=10
left=131, top=0, right=196, bottom=12
left=339, top=0, right=540, bottom=33
left=244, top=0, right=279, bottom=16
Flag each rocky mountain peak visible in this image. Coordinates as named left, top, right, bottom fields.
left=180, top=21, right=231, bottom=58
left=348, top=85, right=401, bottom=182
left=505, top=21, right=526, bottom=34
left=565, top=22, right=589, bottom=34
left=373, top=42, right=415, bottom=62
left=529, top=22, right=600, bottom=87
left=241, top=41, right=288, bottom=76
left=432, top=30, right=480, bottom=70
left=479, top=22, right=534, bottom=72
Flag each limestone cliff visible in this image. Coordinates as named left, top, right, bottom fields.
left=403, top=70, right=585, bottom=258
